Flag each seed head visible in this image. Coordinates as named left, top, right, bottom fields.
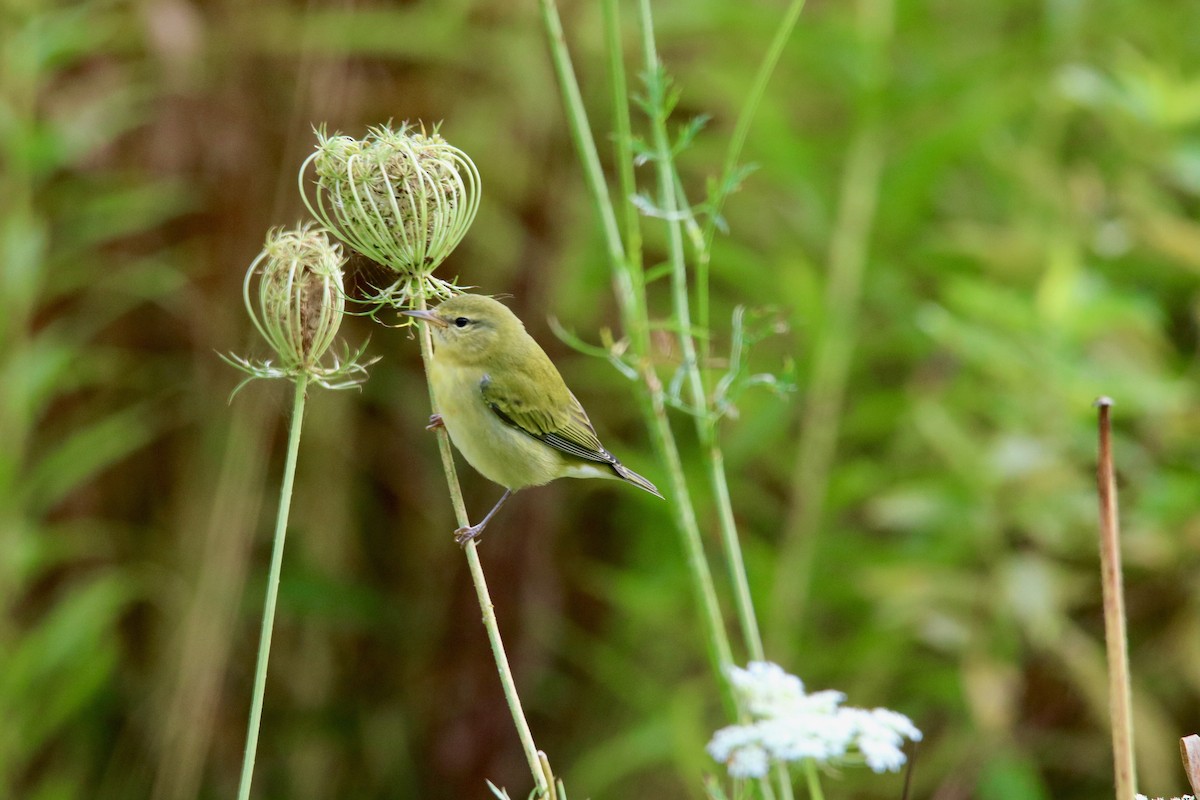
left=223, top=225, right=376, bottom=394
left=301, top=123, right=480, bottom=309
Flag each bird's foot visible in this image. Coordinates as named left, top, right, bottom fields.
left=453, top=523, right=486, bottom=546
left=426, top=414, right=445, bottom=431
left=453, top=489, right=512, bottom=546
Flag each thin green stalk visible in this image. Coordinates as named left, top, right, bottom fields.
left=768, top=0, right=892, bottom=656
left=705, top=439, right=764, bottom=663
left=698, top=0, right=808, bottom=374
left=640, top=365, right=734, bottom=676
left=237, top=374, right=308, bottom=800
left=540, top=0, right=735, bottom=687
left=768, top=125, right=883, bottom=649
left=412, top=288, right=549, bottom=797
left=636, top=0, right=766, bottom=669
left=635, top=0, right=702, bottom=416
left=707, top=0, right=808, bottom=245
left=544, top=0, right=648, bottom=357
left=601, top=0, right=644, bottom=278
left=803, top=761, right=825, bottom=800
left=636, top=5, right=789, bottom=799
left=539, top=0, right=624, bottom=263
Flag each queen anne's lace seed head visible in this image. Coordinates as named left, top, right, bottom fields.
left=301, top=123, right=480, bottom=310
left=223, top=225, right=377, bottom=395
left=707, top=661, right=922, bottom=782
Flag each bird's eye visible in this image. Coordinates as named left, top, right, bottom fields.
left=454, top=317, right=470, bottom=328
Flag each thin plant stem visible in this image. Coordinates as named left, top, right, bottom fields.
left=698, top=0, right=808, bottom=374
left=803, top=760, right=825, bottom=800
left=636, top=5, right=790, bottom=799
left=636, top=0, right=767, bottom=672
left=1094, top=397, right=1136, bottom=800
left=706, top=437, right=764, bottom=663
left=540, top=0, right=735, bottom=687
left=541, top=0, right=625, bottom=263
left=601, top=0, right=644, bottom=279
left=769, top=0, right=892, bottom=655
left=237, top=374, right=308, bottom=800
left=411, top=287, right=549, bottom=797
left=544, top=0, right=649, bottom=356
left=641, top=364, right=735, bottom=677
left=769, top=125, right=883, bottom=646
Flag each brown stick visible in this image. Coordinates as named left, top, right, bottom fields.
left=1095, top=397, right=1137, bottom=800
left=1181, top=734, right=1200, bottom=796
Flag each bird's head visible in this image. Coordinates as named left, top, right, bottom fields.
left=401, top=294, right=526, bottom=365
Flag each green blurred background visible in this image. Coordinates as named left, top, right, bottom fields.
left=3, top=0, right=1199, bottom=798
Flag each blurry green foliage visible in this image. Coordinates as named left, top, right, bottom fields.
left=1, top=0, right=1198, bottom=798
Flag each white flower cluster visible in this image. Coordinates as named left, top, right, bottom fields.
left=707, top=662, right=923, bottom=779
left=1136, top=795, right=1195, bottom=800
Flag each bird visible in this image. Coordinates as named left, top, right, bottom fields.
left=401, top=294, right=662, bottom=543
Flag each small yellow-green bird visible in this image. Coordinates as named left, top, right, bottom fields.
left=402, top=294, right=661, bottom=543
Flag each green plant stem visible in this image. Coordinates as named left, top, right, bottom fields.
left=636, top=5, right=789, bottom=799
left=539, top=0, right=624, bottom=262
left=698, top=0, right=807, bottom=374
left=636, top=0, right=767, bottom=671
left=411, top=288, right=549, bottom=798
left=803, top=761, right=824, bottom=800
left=705, top=436, right=764, bottom=663
left=601, top=0, right=644, bottom=280
left=541, top=0, right=735, bottom=689
left=640, top=365, right=734, bottom=676
left=768, top=125, right=882, bottom=647
left=237, top=374, right=308, bottom=800
left=769, top=0, right=891, bottom=655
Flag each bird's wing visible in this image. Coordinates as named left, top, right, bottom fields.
left=480, top=370, right=617, bottom=466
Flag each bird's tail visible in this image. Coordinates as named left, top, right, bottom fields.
left=612, top=462, right=664, bottom=499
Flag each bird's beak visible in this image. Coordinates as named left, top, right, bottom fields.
left=400, top=309, right=449, bottom=328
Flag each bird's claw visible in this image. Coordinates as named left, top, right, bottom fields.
left=453, top=524, right=485, bottom=546
left=426, top=414, right=445, bottom=431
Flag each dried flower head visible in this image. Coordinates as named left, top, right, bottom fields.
left=300, top=123, right=480, bottom=309
left=223, top=225, right=376, bottom=395
left=707, top=662, right=922, bottom=780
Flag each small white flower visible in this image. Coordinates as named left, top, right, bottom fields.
left=727, top=743, right=770, bottom=779
left=707, top=724, right=761, bottom=763
left=729, top=661, right=806, bottom=717
left=706, top=661, right=922, bottom=781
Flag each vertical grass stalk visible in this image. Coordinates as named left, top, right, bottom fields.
left=237, top=375, right=308, bottom=800
left=1094, top=397, right=1136, bottom=800
left=552, top=1, right=803, bottom=796
left=412, top=286, right=549, bottom=798
left=540, top=0, right=736, bottom=687
left=634, top=9, right=789, bottom=797
left=770, top=0, right=891, bottom=652
left=697, top=0, right=808, bottom=373
left=636, top=0, right=771, bottom=672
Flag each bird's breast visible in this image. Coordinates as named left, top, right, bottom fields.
left=429, top=359, right=564, bottom=489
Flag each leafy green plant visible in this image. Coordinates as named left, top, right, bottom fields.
left=0, top=1, right=183, bottom=795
